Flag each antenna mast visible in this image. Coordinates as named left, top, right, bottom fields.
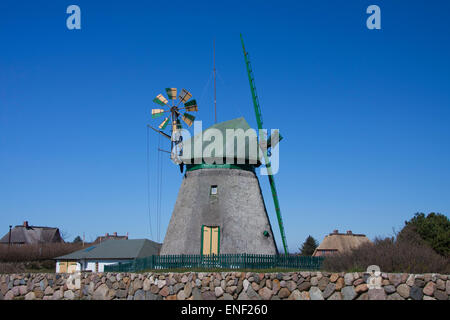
left=214, top=39, right=217, bottom=123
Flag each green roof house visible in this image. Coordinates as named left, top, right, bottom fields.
left=54, top=239, right=161, bottom=273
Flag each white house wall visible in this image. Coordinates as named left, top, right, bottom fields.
left=56, top=260, right=133, bottom=273
left=86, top=260, right=131, bottom=272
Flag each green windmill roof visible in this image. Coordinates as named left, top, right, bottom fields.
left=180, top=117, right=261, bottom=165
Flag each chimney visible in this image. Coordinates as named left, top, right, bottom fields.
left=23, top=221, right=29, bottom=228
left=333, top=229, right=338, bottom=234
left=346, top=230, right=352, bottom=235
left=113, top=232, right=117, bottom=237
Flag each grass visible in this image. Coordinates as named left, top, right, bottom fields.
left=24, top=268, right=55, bottom=273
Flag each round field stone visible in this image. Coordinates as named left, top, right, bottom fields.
left=410, top=286, right=423, bottom=300
left=397, top=284, right=410, bottom=298
left=309, top=287, right=324, bottom=300
left=342, top=286, right=357, bottom=300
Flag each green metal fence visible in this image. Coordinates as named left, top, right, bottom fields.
left=104, top=254, right=324, bottom=272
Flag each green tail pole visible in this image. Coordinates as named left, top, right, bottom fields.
left=240, top=34, right=289, bottom=255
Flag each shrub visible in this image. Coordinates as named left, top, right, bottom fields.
left=0, top=260, right=56, bottom=273
left=322, top=228, right=450, bottom=274
left=0, top=262, right=26, bottom=273
left=0, top=243, right=84, bottom=262
left=399, top=212, right=450, bottom=257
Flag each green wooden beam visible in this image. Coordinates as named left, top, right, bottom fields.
left=240, top=34, right=289, bottom=255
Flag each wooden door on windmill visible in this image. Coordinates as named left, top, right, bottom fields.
left=201, top=226, right=220, bottom=255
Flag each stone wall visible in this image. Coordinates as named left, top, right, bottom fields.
left=0, top=271, right=449, bottom=300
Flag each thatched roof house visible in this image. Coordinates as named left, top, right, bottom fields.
left=0, top=221, right=63, bottom=245
left=313, top=230, right=371, bottom=257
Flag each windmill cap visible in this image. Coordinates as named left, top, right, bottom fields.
left=180, top=117, right=271, bottom=166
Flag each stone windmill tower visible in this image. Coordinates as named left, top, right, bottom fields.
left=150, top=36, right=287, bottom=256
left=159, top=117, right=278, bottom=255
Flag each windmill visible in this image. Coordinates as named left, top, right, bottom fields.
left=149, top=87, right=198, bottom=172
left=151, top=39, right=286, bottom=256
left=159, top=117, right=279, bottom=256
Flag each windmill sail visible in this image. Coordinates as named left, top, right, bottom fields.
left=153, top=94, right=168, bottom=106
left=184, top=99, right=198, bottom=112
left=166, top=88, right=177, bottom=100
left=182, top=113, right=195, bottom=127
left=178, top=89, right=192, bottom=103
left=159, top=117, right=169, bottom=130
left=152, top=109, right=165, bottom=118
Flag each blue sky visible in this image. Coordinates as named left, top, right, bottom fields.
left=1, top=1, right=449, bottom=252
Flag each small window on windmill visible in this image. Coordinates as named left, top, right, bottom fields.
left=210, top=185, right=218, bottom=196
